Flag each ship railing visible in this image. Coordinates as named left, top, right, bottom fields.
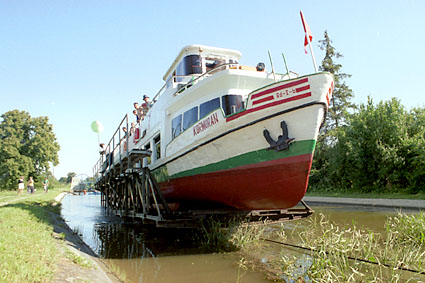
left=93, top=114, right=130, bottom=179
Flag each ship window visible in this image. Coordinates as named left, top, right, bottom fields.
left=200, top=98, right=220, bottom=118
left=183, top=106, right=198, bottom=131
left=171, top=114, right=182, bottom=139
left=222, top=95, right=245, bottom=116
left=154, top=134, right=161, bottom=160
left=205, top=57, right=226, bottom=73
left=144, top=143, right=151, bottom=164
left=166, top=72, right=174, bottom=88
left=176, top=55, right=202, bottom=77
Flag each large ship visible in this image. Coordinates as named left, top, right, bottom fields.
left=94, top=44, right=334, bottom=211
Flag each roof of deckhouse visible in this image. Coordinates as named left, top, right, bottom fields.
left=162, top=44, right=242, bottom=81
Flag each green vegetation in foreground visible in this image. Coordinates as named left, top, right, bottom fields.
left=289, top=212, right=425, bottom=282
left=0, top=187, right=67, bottom=282
left=198, top=218, right=265, bottom=253
left=200, top=212, right=425, bottom=282
left=305, top=191, right=425, bottom=200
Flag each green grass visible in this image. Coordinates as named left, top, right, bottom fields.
left=305, top=191, right=425, bottom=200
left=197, top=217, right=266, bottom=253
left=0, top=189, right=27, bottom=204
left=0, top=187, right=68, bottom=282
left=264, top=213, right=425, bottom=282
left=199, top=212, right=425, bottom=282
left=386, top=211, right=425, bottom=247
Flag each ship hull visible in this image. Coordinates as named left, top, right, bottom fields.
left=159, top=151, right=313, bottom=210
left=153, top=73, right=332, bottom=210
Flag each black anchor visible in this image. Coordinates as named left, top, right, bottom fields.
left=263, top=120, right=295, bottom=152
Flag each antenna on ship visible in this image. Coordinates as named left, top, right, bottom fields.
left=282, top=53, right=290, bottom=78
left=268, top=50, right=277, bottom=82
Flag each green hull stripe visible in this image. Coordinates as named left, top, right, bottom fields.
left=153, top=139, right=316, bottom=183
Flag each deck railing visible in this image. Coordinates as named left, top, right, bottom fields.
left=93, top=62, right=255, bottom=179
left=93, top=114, right=130, bottom=179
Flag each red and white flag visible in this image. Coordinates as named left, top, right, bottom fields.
left=300, top=11, right=313, bottom=54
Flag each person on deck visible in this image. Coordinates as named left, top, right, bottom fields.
left=133, top=110, right=140, bottom=124
left=100, top=143, right=109, bottom=173
left=133, top=102, right=143, bottom=123
left=122, top=127, right=128, bottom=151
left=99, top=143, right=106, bottom=155
left=141, top=103, right=149, bottom=116
left=130, top=122, right=136, bottom=135
left=143, top=95, right=153, bottom=110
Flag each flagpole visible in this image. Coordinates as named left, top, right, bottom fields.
left=300, top=11, right=318, bottom=73
left=307, top=35, right=318, bottom=73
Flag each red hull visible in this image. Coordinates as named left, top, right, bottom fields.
left=159, top=153, right=313, bottom=210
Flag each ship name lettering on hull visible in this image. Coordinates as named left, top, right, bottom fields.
left=193, top=112, right=219, bottom=136
left=275, top=88, right=296, bottom=98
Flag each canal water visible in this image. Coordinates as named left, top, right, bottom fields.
left=61, top=193, right=418, bottom=282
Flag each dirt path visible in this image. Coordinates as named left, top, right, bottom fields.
left=0, top=194, right=32, bottom=207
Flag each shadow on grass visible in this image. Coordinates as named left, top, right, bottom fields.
left=4, top=195, right=249, bottom=261
left=3, top=197, right=100, bottom=258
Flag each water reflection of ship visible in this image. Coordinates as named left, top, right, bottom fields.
left=93, top=223, right=204, bottom=259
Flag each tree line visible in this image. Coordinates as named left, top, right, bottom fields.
left=0, top=110, right=60, bottom=190
left=309, top=31, right=425, bottom=194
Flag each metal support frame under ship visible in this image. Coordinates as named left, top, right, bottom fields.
left=94, top=116, right=313, bottom=228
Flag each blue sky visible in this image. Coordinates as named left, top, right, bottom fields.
left=1, top=0, right=424, bottom=179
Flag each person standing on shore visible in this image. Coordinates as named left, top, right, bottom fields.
left=27, top=176, right=34, bottom=194
left=43, top=177, right=49, bottom=193
left=17, top=176, right=24, bottom=195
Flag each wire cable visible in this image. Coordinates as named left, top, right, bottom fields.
left=260, top=237, right=425, bottom=275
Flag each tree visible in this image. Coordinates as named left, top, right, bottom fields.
left=318, top=30, right=355, bottom=132
left=325, top=98, right=425, bottom=193
left=0, top=110, right=60, bottom=190
left=310, top=31, right=355, bottom=190
left=66, top=172, right=76, bottom=184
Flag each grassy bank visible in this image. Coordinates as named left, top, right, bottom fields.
left=0, top=188, right=67, bottom=282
